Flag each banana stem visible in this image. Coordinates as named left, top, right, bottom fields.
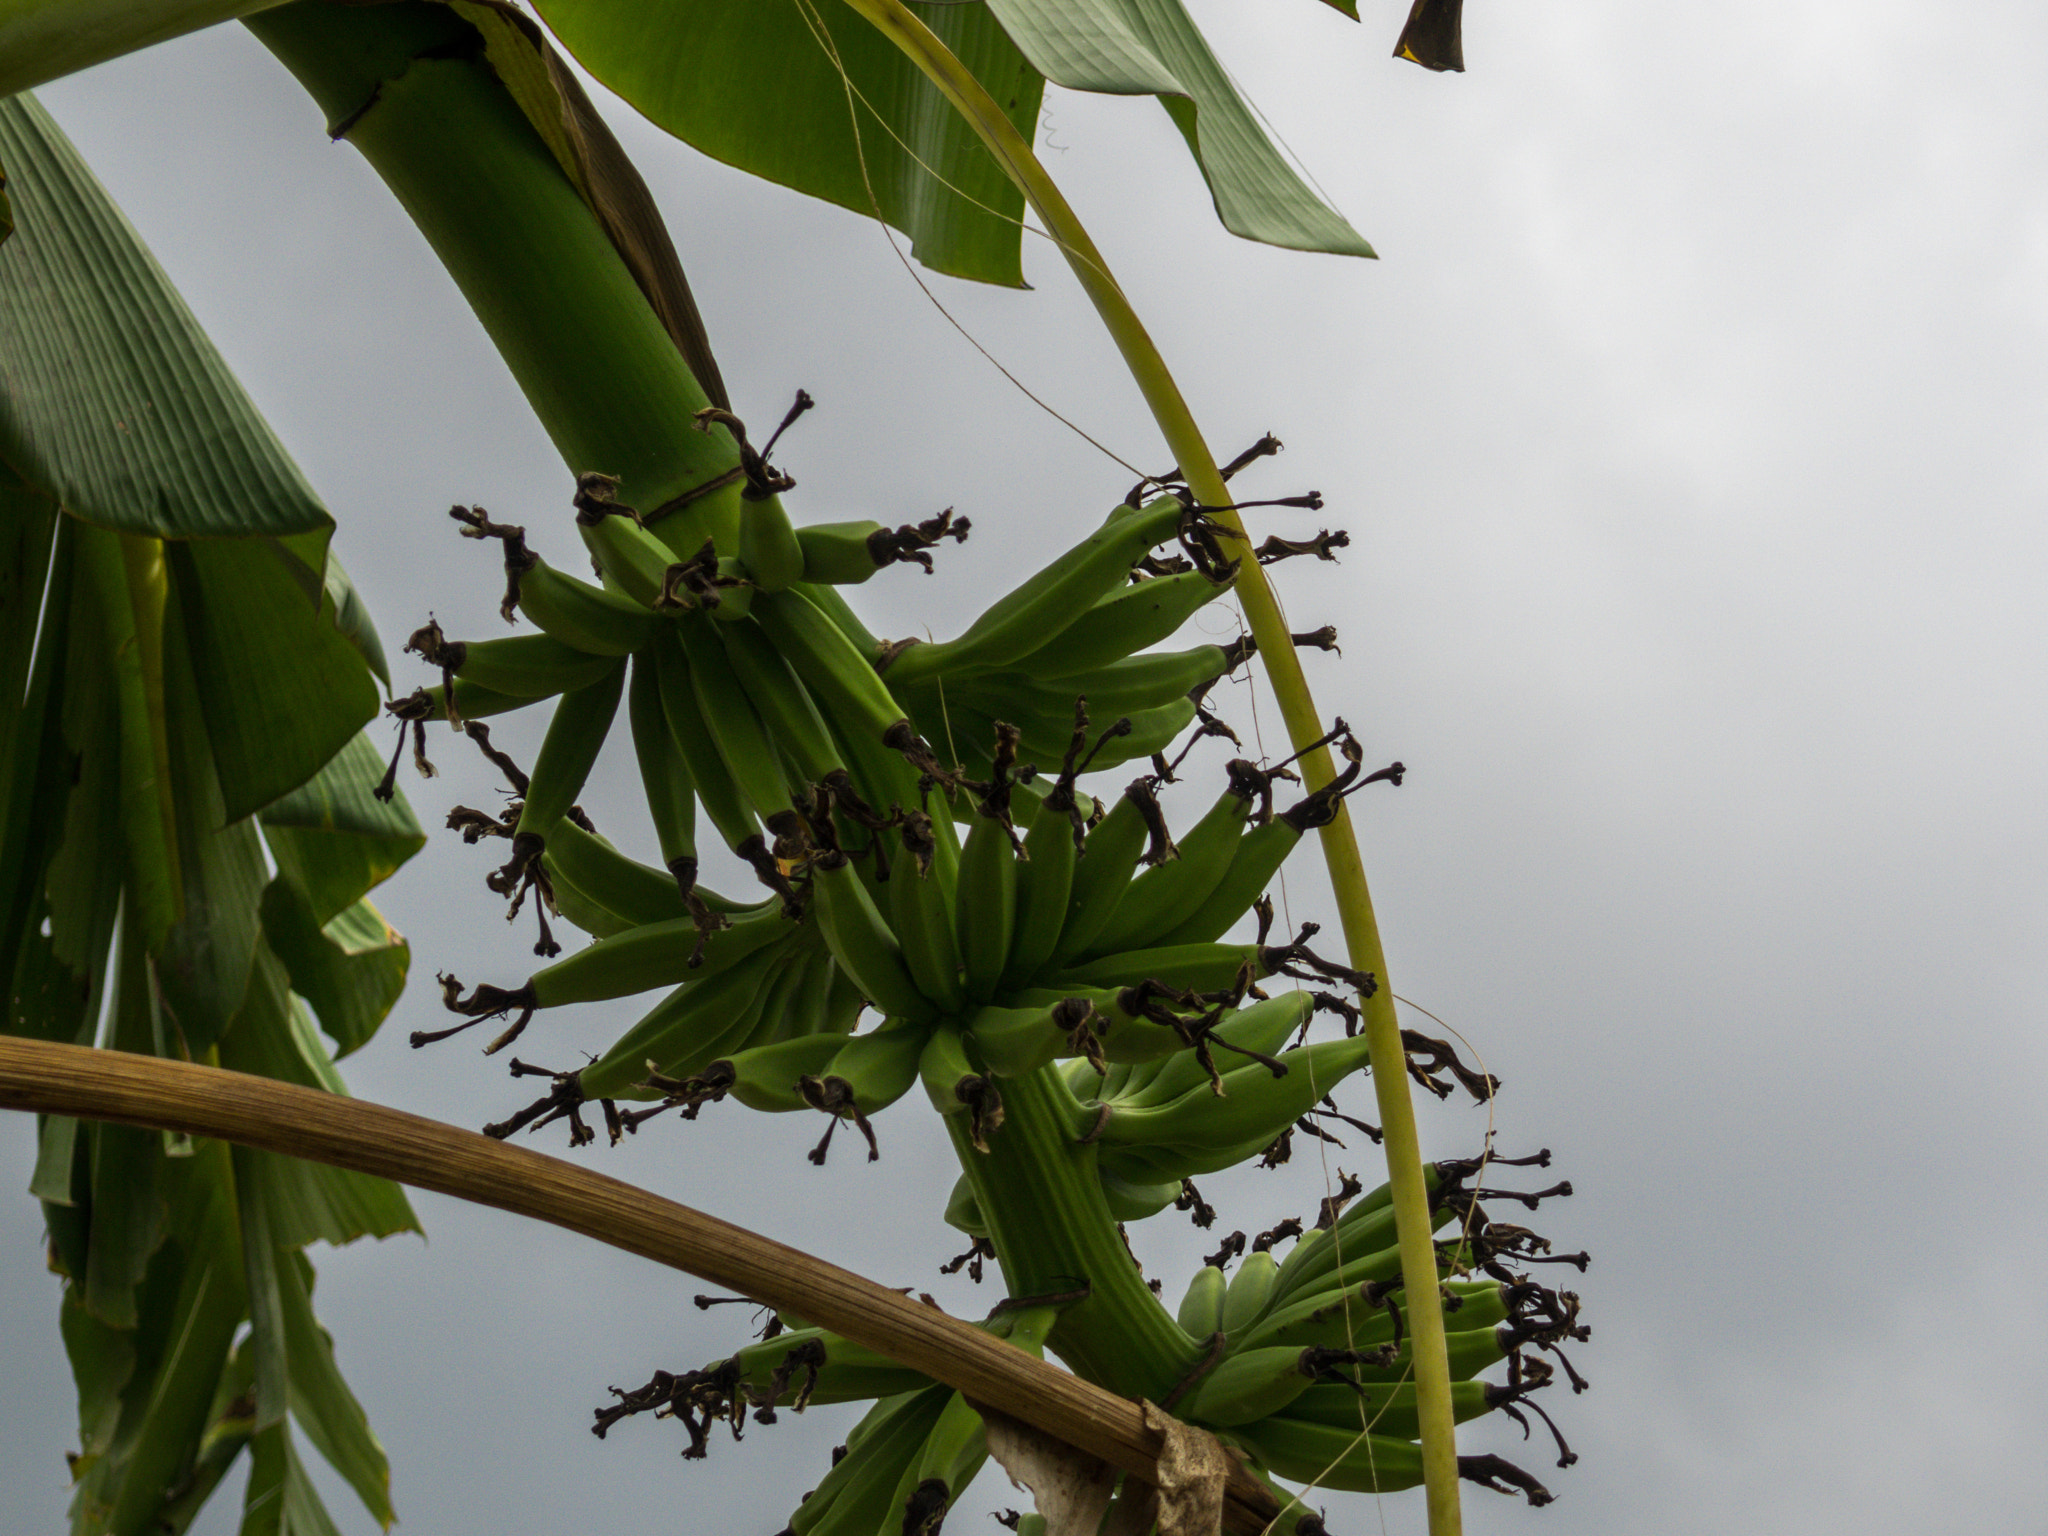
left=248, top=1, right=744, bottom=543
left=839, top=4, right=1464, bottom=1529
left=947, top=1065, right=1204, bottom=1399
left=0, top=1036, right=1284, bottom=1536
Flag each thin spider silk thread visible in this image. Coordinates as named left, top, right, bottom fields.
left=785, top=0, right=1149, bottom=479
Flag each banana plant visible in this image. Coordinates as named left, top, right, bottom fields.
left=0, top=88, right=426, bottom=1534
left=0, top=2, right=1584, bottom=1535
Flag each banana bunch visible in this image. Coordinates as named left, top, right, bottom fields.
left=877, top=496, right=1241, bottom=787
left=1150, top=1157, right=1584, bottom=1504
left=387, top=451, right=1588, bottom=1520
left=405, top=469, right=1384, bottom=1169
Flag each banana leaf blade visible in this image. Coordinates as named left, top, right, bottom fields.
left=0, top=93, right=335, bottom=543
left=985, top=0, right=1374, bottom=257
left=531, top=0, right=1044, bottom=286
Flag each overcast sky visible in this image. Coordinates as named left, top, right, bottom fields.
left=5, top=2, right=2047, bottom=1533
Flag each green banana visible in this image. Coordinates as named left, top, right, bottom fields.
left=1231, top=1254, right=1409, bottom=1354
left=809, top=857, right=932, bottom=1021
left=1238, top=1242, right=1493, bottom=1359
left=543, top=817, right=765, bottom=932
left=514, top=552, right=662, bottom=654
left=1061, top=1049, right=1130, bottom=1099
left=934, top=697, right=1195, bottom=781
left=793, top=511, right=971, bottom=588
left=796, top=520, right=898, bottom=585
left=1220, top=1250, right=1282, bottom=1337
left=1281, top=1378, right=1500, bottom=1443
left=1227, top=1417, right=1428, bottom=1495
left=793, top=580, right=884, bottom=662
left=1108, top=991, right=1313, bottom=1109
left=898, top=1390, right=987, bottom=1536
left=712, top=942, right=817, bottom=1060
left=822, top=696, right=927, bottom=831
left=511, top=659, right=626, bottom=839
left=953, top=809, right=1017, bottom=1003
left=1099, top=1167, right=1183, bottom=1223
left=1176, top=1345, right=1328, bottom=1428
left=761, top=946, right=846, bottom=1043
left=1094, top=1033, right=1374, bottom=1156
left=795, top=1019, right=929, bottom=1163
left=992, top=985, right=1189, bottom=1067
left=651, top=628, right=762, bottom=854
left=752, top=586, right=913, bottom=750
left=813, top=1020, right=927, bottom=1114
left=1330, top=1324, right=1514, bottom=1387
left=1051, top=940, right=1270, bottom=995
left=1273, top=1166, right=1449, bottom=1307
left=544, top=856, right=638, bottom=939
left=963, top=996, right=1096, bottom=1079
left=917, top=1024, right=981, bottom=1117
left=707, top=1032, right=851, bottom=1113
left=577, top=938, right=792, bottom=1100
left=417, top=631, right=623, bottom=699
left=786, top=1386, right=953, bottom=1536
left=1154, top=822, right=1301, bottom=948
left=1155, top=766, right=1398, bottom=947
left=943, top=1174, right=988, bottom=1238
left=420, top=678, right=542, bottom=720
left=1009, top=566, right=1230, bottom=679
left=1175, top=1262, right=1228, bottom=1339
left=526, top=905, right=791, bottom=1009
left=716, top=616, right=846, bottom=784
left=962, top=642, right=1235, bottom=721
left=886, top=825, right=966, bottom=1014
left=728, top=1327, right=929, bottom=1409
left=581, top=505, right=680, bottom=610
left=1097, top=1163, right=1179, bottom=1228
left=677, top=617, right=802, bottom=823
left=885, top=497, right=1193, bottom=683
left=738, top=492, right=805, bottom=593
left=1076, top=781, right=1257, bottom=960
left=1000, top=781, right=1080, bottom=988
left=814, top=955, right=869, bottom=1039
left=1097, top=1132, right=1289, bottom=1186
left=705, top=554, right=757, bottom=621
left=642, top=494, right=746, bottom=575
left=627, top=648, right=702, bottom=896
left=1054, top=778, right=1166, bottom=963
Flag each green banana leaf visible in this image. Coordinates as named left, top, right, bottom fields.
left=530, top=0, right=1370, bottom=282
left=260, top=730, right=427, bottom=927
left=0, top=91, right=420, bottom=1536
left=532, top=0, right=1043, bottom=285
left=168, top=537, right=381, bottom=823
left=0, top=93, right=331, bottom=544
left=984, top=0, right=1373, bottom=256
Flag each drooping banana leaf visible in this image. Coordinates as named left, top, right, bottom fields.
left=981, top=0, right=1374, bottom=256
left=0, top=90, right=420, bottom=1536
left=529, top=0, right=1370, bottom=283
